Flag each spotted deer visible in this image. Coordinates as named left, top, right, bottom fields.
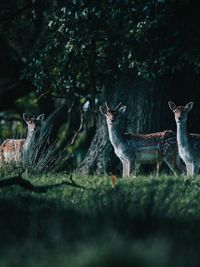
left=168, top=101, right=200, bottom=177
left=0, top=113, right=44, bottom=165
left=100, top=102, right=183, bottom=177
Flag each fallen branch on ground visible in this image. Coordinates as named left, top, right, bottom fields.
left=0, top=175, right=87, bottom=193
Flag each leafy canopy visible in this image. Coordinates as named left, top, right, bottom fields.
left=25, top=0, right=200, bottom=97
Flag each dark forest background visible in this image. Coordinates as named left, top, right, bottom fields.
left=1, top=2, right=200, bottom=267
left=1, top=0, right=200, bottom=174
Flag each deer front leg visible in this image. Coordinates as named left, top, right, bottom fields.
left=186, top=164, right=196, bottom=177
left=122, top=160, right=130, bottom=177
left=186, top=164, right=192, bottom=177
left=186, top=164, right=199, bottom=177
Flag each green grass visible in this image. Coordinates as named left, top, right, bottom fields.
left=0, top=173, right=200, bottom=267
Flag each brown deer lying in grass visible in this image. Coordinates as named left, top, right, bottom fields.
left=100, top=102, right=183, bottom=177
left=0, top=114, right=44, bottom=166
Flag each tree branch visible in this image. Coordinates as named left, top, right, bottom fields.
left=0, top=175, right=87, bottom=193
left=66, top=107, right=84, bottom=148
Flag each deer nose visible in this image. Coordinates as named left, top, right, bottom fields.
left=108, top=116, right=114, bottom=123
left=109, top=115, right=114, bottom=121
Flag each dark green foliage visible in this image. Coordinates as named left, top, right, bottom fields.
left=1, top=174, right=200, bottom=266
left=25, top=0, right=200, bottom=97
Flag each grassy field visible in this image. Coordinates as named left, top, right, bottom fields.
left=0, top=173, right=200, bottom=267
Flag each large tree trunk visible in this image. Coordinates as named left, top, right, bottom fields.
left=79, top=70, right=200, bottom=175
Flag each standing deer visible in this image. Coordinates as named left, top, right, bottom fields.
left=168, top=101, right=200, bottom=177
left=100, top=102, right=182, bottom=177
left=0, top=113, right=44, bottom=165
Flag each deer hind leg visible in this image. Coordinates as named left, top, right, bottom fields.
left=132, top=161, right=140, bottom=177
left=155, top=150, right=162, bottom=176
left=164, top=150, right=187, bottom=176
left=122, top=160, right=130, bottom=177
left=163, top=156, right=180, bottom=176
left=135, top=163, right=140, bottom=176
left=156, top=161, right=162, bottom=176
left=176, top=156, right=186, bottom=175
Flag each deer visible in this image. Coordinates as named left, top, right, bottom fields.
left=100, top=102, right=183, bottom=177
left=168, top=101, right=200, bottom=177
left=0, top=113, right=44, bottom=166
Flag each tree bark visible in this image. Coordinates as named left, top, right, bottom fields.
left=79, top=70, right=200, bottom=175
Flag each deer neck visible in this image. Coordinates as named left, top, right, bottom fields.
left=23, top=129, right=36, bottom=152
left=107, top=122, right=124, bottom=148
left=176, top=121, right=189, bottom=148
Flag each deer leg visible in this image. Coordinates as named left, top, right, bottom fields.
left=133, top=162, right=140, bottom=176
left=176, top=156, right=186, bottom=175
left=125, top=161, right=130, bottom=177
left=122, top=161, right=130, bottom=177
left=164, top=157, right=179, bottom=176
left=186, top=164, right=195, bottom=177
left=135, top=163, right=140, bottom=176
left=129, top=160, right=137, bottom=177
left=164, top=152, right=186, bottom=176
left=186, top=164, right=190, bottom=178
left=0, top=153, right=3, bottom=167
left=122, top=161, right=126, bottom=178
left=155, top=150, right=161, bottom=176
left=190, top=164, right=199, bottom=176
left=156, top=161, right=162, bottom=176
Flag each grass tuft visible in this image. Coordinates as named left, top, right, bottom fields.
left=0, top=125, right=63, bottom=176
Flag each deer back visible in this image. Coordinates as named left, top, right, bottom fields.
left=0, top=139, right=26, bottom=162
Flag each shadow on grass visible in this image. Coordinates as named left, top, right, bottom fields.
left=0, top=175, right=200, bottom=266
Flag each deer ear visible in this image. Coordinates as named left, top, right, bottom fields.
left=99, top=106, right=107, bottom=116
left=23, top=113, right=29, bottom=122
left=168, top=101, right=176, bottom=111
left=118, top=106, right=126, bottom=114
left=185, top=102, right=193, bottom=111
left=37, top=114, right=45, bottom=121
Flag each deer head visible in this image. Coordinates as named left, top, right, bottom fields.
left=168, top=101, right=193, bottom=124
left=23, top=113, right=45, bottom=133
left=99, top=102, right=126, bottom=126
